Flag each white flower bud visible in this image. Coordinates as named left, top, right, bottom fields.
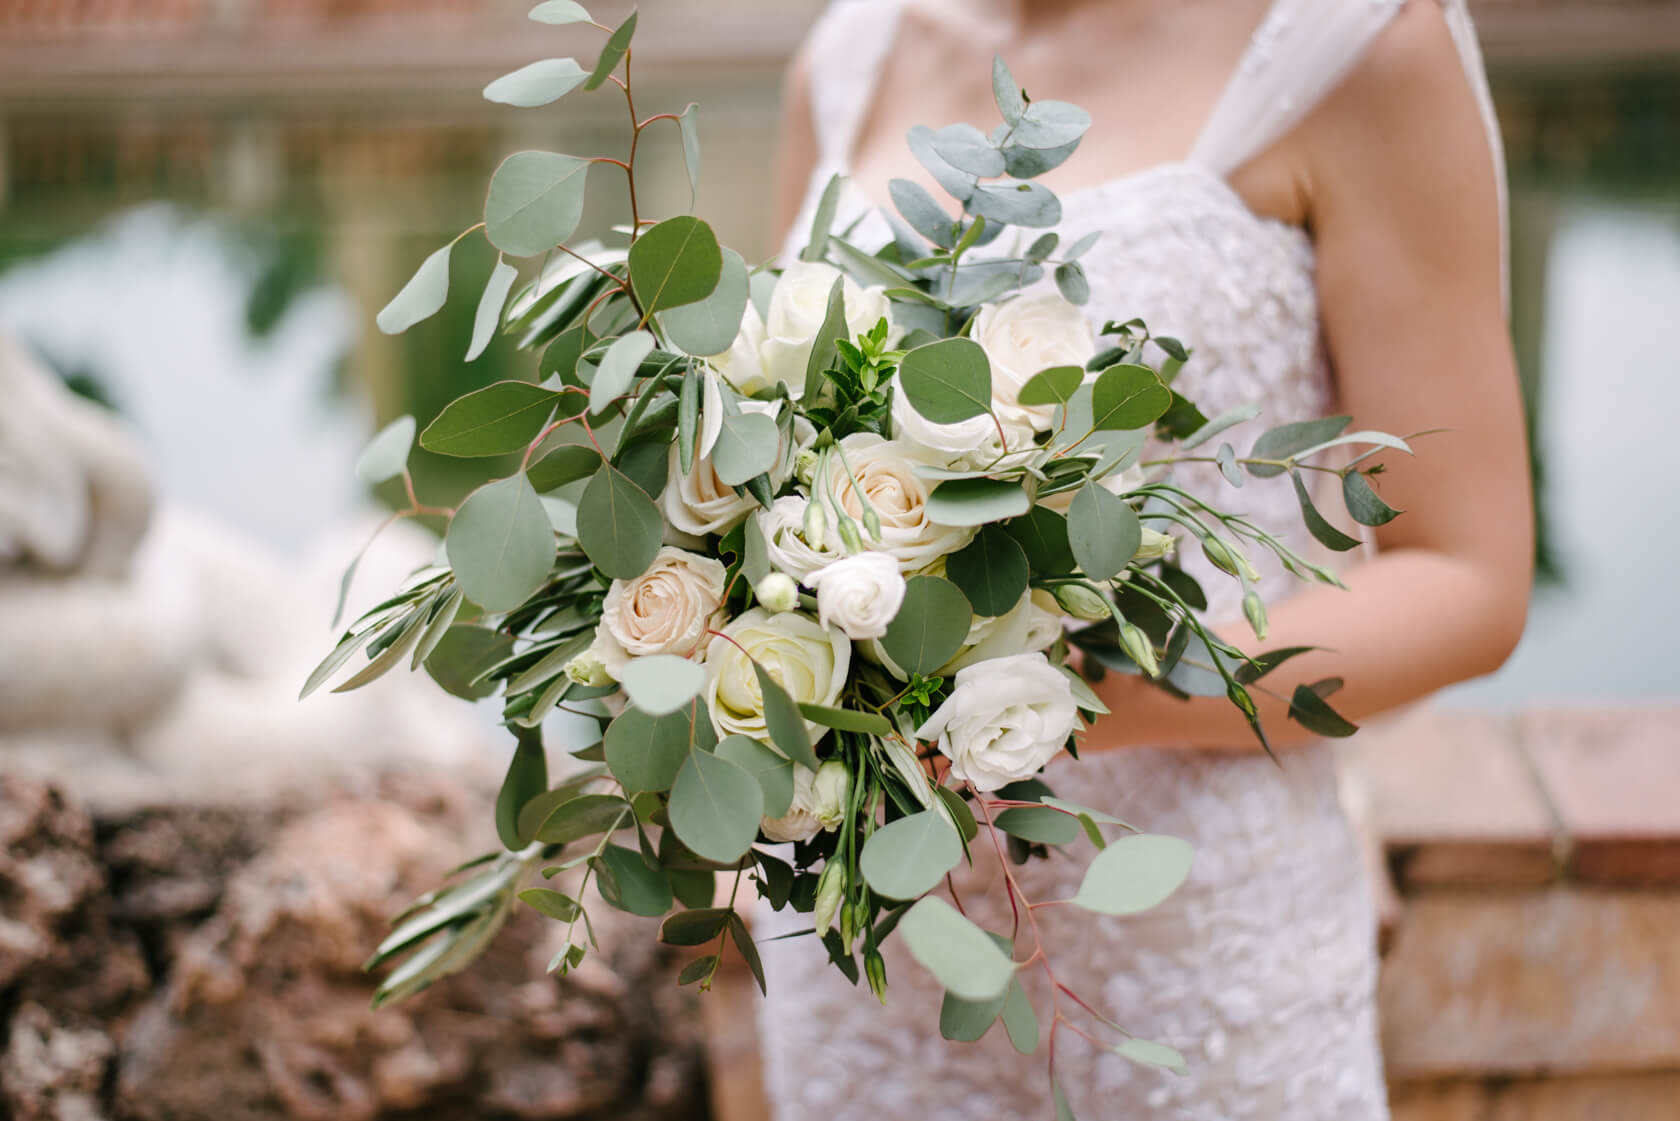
left=1243, top=589, right=1269, bottom=641
left=810, top=759, right=850, bottom=829
left=813, top=859, right=845, bottom=935
left=802, top=501, right=828, bottom=551
left=1134, top=527, right=1175, bottom=562
left=1053, top=583, right=1111, bottom=622
left=756, top=572, right=800, bottom=614
left=1120, top=622, right=1160, bottom=677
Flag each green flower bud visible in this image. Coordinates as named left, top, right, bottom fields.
left=756, top=572, right=800, bottom=614
left=862, top=506, right=882, bottom=543
left=838, top=517, right=864, bottom=554
left=864, top=947, right=888, bottom=1004
left=1053, top=582, right=1111, bottom=622
left=1201, top=535, right=1239, bottom=577
left=1134, top=527, right=1175, bottom=562
left=813, top=860, right=845, bottom=936
left=1242, top=589, right=1269, bottom=641
left=1120, top=622, right=1160, bottom=677
left=802, top=501, right=827, bottom=551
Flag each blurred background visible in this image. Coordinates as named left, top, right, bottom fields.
left=0, top=2, right=1677, bottom=1120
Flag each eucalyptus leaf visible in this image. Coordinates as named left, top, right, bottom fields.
left=518, top=888, right=581, bottom=921
left=1115, top=1038, right=1190, bottom=1076
left=494, top=732, right=548, bottom=849
left=898, top=896, right=1016, bottom=1002
left=660, top=907, right=732, bottom=946
left=527, top=445, right=600, bottom=492
left=906, top=125, right=979, bottom=203
left=1054, top=262, right=1090, bottom=305
left=619, top=655, right=706, bottom=716
left=1182, top=402, right=1262, bottom=449
left=595, top=844, right=674, bottom=917
left=889, top=178, right=958, bottom=249
left=1004, top=506, right=1076, bottom=575
left=711, top=411, right=780, bottom=486
left=715, top=735, right=795, bottom=817
left=1071, top=834, right=1195, bottom=916
left=421, top=381, right=559, bottom=457
left=356, top=415, right=416, bottom=484
left=669, top=750, right=764, bottom=864
left=590, top=330, right=655, bottom=415
left=377, top=243, right=452, bottom=335
left=1247, top=415, right=1351, bottom=478
left=467, top=259, right=520, bottom=361
left=881, top=575, right=972, bottom=675
left=925, top=477, right=1029, bottom=527
left=898, top=338, right=991, bottom=423
left=662, top=248, right=748, bottom=356
left=1067, top=482, right=1141, bottom=581
left=533, top=793, right=631, bottom=845
left=576, top=465, right=662, bottom=579
left=1216, top=443, right=1244, bottom=488
left=485, top=152, right=590, bottom=257
left=629, top=215, right=723, bottom=313
left=1016, top=365, right=1084, bottom=408
left=1001, top=138, right=1079, bottom=179
left=1090, top=364, right=1171, bottom=431
left=677, top=102, right=702, bottom=206
left=940, top=989, right=1006, bottom=1042
left=1291, top=469, right=1362, bottom=552
left=445, top=475, right=554, bottom=611
left=528, top=0, right=591, bottom=23
left=1012, top=99, right=1092, bottom=149
left=1000, top=977, right=1040, bottom=1055
left=860, top=810, right=963, bottom=901
left=584, top=8, right=637, bottom=90
left=945, top=526, right=1029, bottom=616
left=754, top=663, right=820, bottom=771
left=991, top=56, right=1026, bottom=124
left=930, top=123, right=1005, bottom=178
left=966, top=181, right=1061, bottom=228
left=994, top=806, right=1081, bottom=846
left=1342, top=470, right=1402, bottom=526
left=484, top=58, right=589, bottom=107
left=424, top=624, right=515, bottom=700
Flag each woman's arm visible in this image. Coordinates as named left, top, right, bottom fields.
left=1085, top=3, right=1533, bottom=752
left=771, top=43, right=821, bottom=252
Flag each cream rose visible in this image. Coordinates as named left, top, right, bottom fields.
left=664, top=399, right=788, bottom=537
left=757, top=496, right=842, bottom=583
left=890, top=387, right=1038, bottom=467
left=703, top=302, right=772, bottom=395
left=761, top=759, right=850, bottom=843
left=592, top=546, right=727, bottom=677
left=809, top=552, right=905, bottom=641
left=760, top=262, right=893, bottom=393
left=915, top=652, right=1077, bottom=792
left=813, top=433, right=977, bottom=572
left=704, top=608, right=850, bottom=745
left=974, top=292, right=1097, bottom=431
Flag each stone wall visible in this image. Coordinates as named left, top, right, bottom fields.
left=0, top=768, right=707, bottom=1121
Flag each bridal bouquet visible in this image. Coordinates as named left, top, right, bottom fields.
left=311, top=3, right=1405, bottom=1090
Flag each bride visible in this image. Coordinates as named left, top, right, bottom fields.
left=757, top=0, right=1532, bottom=1118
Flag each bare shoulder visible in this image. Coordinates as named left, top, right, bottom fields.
left=1312, top=0, right=1484, bottom=151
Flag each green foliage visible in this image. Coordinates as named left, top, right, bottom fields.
left=897, top=338, right=991, bottom=423
left=484, top=58, right=589, bottom=108
left=860, top=811, right=963, bottom=901
left=629, top=216, right=722, bottom=314
left=1072, top=834, right=1195, bottom=916
left=945, top=526, right=1028, bottom=617
left=485, top=152, right=591, bottom=258
left=378, top=243, right=453, bottom=335
left=899, top=897, right=1015, bottom=1002
left=1067, top=481, right=1141, bottom=582
left=356, top=415, right=416, bottom=484
left=576, top=465, right=662, bottom=579
left=421, top=381, right=561, bottom=457
left=882, top=576, right=972, bottom=675
left=669, top=750, right=763, bottom=863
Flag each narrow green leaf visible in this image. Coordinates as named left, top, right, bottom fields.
left=1071, top=834, right=1195, bottom=916
left=935, top=786, right=978, bottom=843
left=533, top=793, right=631, bottom=845
left=678, top=363, right=700, bottom=474
left=518, top=888, right=581, bottom=921
left=484, top=151, right=590, bottom=258
left=1287, top=684, right=1360, bottom=738
left=1291, top=469, right=1362, bottom=552
left=1090, top=364, right=1171, bottom=431
left=466, top=259, right=520, bottom=362
left=484, top=58, right=589, bottom=108
left=678, top=955, right=718, bottom=984
left=994, top=806, right=1081, bottom=846
left=1181, top=402, right=1261, bottom=450
left=355, top=415, right=416, bottom=486
left=1342, top=470, right=1402, bottom=526
left=945, top=526, right=1029, bottom=616
left=755, top=663, right=820, bottom=771
left=1247, top=415, right=1352, bottom=478
left=801, top=277, right=848, bottom=401
left=446, top=474, right=555, bottom=611
left=729, top=913, right=767, bottom=994
left=715, top=734, right=795, bottom=817
left=629, top=215, right=723, bottom=313
left=1233, top=646, right=1316, bottom=685
left=576, top=465, right=662, bottom=579
left=677, top=102, right=702, bottom=207
left=1053, top=1079, right=1077, bottom=1121
left=796, top=704, right=891, bottom=737
left=801, top=173, right=844, bottom=263
left=1115, top=1038, right=1190, bottom=1076
left=660, top=907, right=732, bottom=946
left=421, top=381, right=560, bottom=457
left=527, top=444, right=600, bottom=492
left=1000, top=977, right=1040, bottom=1054
left=860, top=810, right=963, bottom=901
left=584, top=8, right=637, bottom=90
left=925, top=477, right=1029, bottom=527
left=881, top=575, right=972, bottom=675
left=377, top=243, right=452, bottom=335
left=1067, top=482, right=1141, bottom=581
left=495, top=732, right=548, bottom=850
left=899, top=896, right=1016, bottom=1002
left=669, top=749, right=764, bottom=864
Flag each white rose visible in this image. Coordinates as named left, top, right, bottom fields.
left=915, top=652, right=1077, bottom=792
left=891, top=388, right=1038, bottom=467
left=595, top=547, right=726, bottom=677
left=813, top=433, right=976, bottom=572
left=760, top=261, right=893, bottom=393
left=704, top=607, right=850, bottom=745
left=1023, top=589, right=1065, bottom=652
left=973, top=292, right=1097, bottom=431
left=758, top=496, right=842, bottom=583
left=664, top=399, right=789, bottom=537
left=809, top=552, right=905, bottom=641
left=761, top=759, right=850, bottom=843
left=704, top=302, right=772, bottom=396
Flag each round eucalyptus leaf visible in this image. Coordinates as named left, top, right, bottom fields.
left=445, top=475, right=554, bottom=611
left=994, top=806, right=1082, bottom=846
left=1115, top=1038, right=1190, bottom=1076
left=991, top=56, right=1026, bottom=124
left=1012, top=99, right=1093, bottom=150
left=966, top=181, right=1062, bottom=229
left=576, top=465, right=662, bottom=580
left=483, top=58, right=589, bottom=108
left=619, top=655, right=706, bottom=716
left=594, top=844, right=674, bottom=917
left=860, top=810, right=963, bottom=901
left=1000, top=977, right=1040, bottom=1055
left=1004, top=506, right=1076, bottom=576
left=945, top=526, right=1028, bottom=617
left=527, top=445, right=600, bottom=493
left=906, top=125, right=978, bottom=204
left=1016, top=365, right=1084, bottom=408
left=881, top=575, right=972, bottom=675
left=661, top=248, right=748, bottom=356
left=1068, top=482, right=1141, bottom=582
left=532, top=793, right=632, bottom=845
left=897, top=338, right=992, bottom=423
left=669, top=750, right=763, bottom=864
left=925, top=477, right=1029, bottom=527
left=420, top=381, right=560, bottom=458
left=628, top=215, right=723, bottom=313
left=940, top=989, right=1007, bottom=1043
left=929, top=123, right=1005, bottom=178
left=1054, top=262, right=1090, bottom=306
left=1071, top=834, right=1195, bottom=916
left=889, top=178, right=958, bottom=249
left=467, top=259, right=520, bottom=361
left=710, top=411, right=780, bottom=487
left=355, top=415, right=416, bottom=484
left=528, top=0, right=591, bottom=23
left=590, top=330, right=655, bottom=415
left=485, top=151, right=590, bottom=258
left=1090, top=364, right=1171, bottom=431
left=899, top=896, right=1016, bottom=1002
left=1002, top=138, right=1080, bottom=179
left=715, top=735, right=795, bottom=818
left=377, top=243, right=452, bottom=335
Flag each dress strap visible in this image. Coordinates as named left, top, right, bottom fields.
left=802, top=0, right=908, bottom=173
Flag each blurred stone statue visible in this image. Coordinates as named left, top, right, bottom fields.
left=0, top=332, right=486, bottom=807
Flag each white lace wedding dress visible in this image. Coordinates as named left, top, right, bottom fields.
left=757, top=2, right=1506, bottom=1118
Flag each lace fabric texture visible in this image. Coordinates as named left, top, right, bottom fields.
left=758, top=2, right=1505, bottom=1117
